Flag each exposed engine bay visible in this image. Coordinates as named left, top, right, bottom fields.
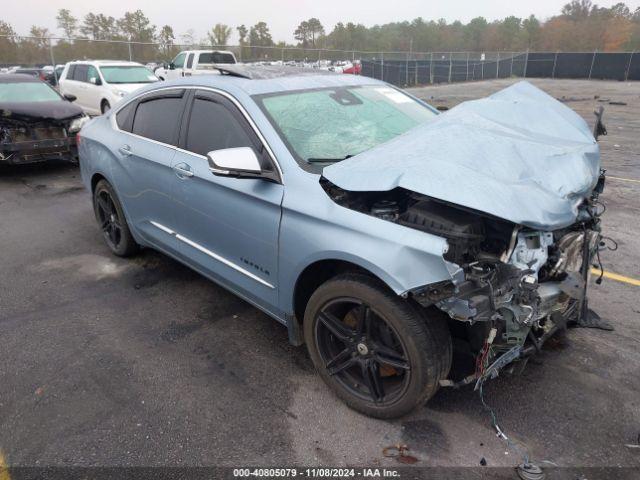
left=321, top=170, right=606, bottom=385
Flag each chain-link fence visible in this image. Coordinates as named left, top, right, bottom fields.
left=0, top=35, right=638, bottom=86
left=361, top=51, right=639, bottom=86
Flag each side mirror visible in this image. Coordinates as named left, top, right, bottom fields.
left=63, top=93, right=77, bottom=102
left=207, top=147, right=262, bottom=178
left=89, top=76, right=101, bottom=85
left=436, top=105, right=449, bottom=111
left=169, top=62, right=175, bottom=70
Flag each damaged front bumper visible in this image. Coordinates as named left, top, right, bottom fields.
left=1, top=136, right=78, bottom=164
left=411, top=196, right=605, bottom=387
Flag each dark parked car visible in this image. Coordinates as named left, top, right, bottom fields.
left=0, top=74, right=89, bottom=165
left=13, top=67, right=58, bottom=86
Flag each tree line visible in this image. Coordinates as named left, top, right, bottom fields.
left=1, top=0, right=639, bottom=66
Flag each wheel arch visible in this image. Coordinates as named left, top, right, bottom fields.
left=292, top=257, right=401, bottom=329
left=89, top=171, right=144, bottom=247
left=100, top=98, right=110, bottom=112
left=90, top=172, right=108, bottom=193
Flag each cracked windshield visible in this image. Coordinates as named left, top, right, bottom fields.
left=258, top=86, right=437, bottom=164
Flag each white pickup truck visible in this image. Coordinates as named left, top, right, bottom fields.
left=155, top=50, right=237, bottom=80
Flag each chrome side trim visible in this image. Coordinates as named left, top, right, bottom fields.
left=148, top=220, right=275, bottom=289
left=109, top=85, right=283, bottom=182
left=175, top=234, right=275, bottom=289
left=149, top=220, right=175, bottom=235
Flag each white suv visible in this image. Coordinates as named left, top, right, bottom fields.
left=59, top=60, right=158, bottom=115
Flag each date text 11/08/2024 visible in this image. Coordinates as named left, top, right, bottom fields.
left=232, top=468, right=401, bottom=477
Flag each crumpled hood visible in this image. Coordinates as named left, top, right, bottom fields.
left=0, top=101, right=84, bottom=124
left=323, top=81, right=600, bottom=230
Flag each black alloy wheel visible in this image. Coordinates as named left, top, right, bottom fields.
left=304, top=273, right=450, bottom=418
left=95, top=190, right=122, bottom=250
left=315, top=298, right=411, bottom=405
left=93, top=180, right=138, bottom=257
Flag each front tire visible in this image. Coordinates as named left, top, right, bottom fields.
left=303, top=273, right=449, bottom=419
left=93, top=180, right=138, bottom=257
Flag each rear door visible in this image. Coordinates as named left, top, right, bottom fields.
left=171, top=89, right=284, bottom=307
left=111, top=89, right=187, bottom=254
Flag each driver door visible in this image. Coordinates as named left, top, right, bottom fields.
left=85, top=65, right=102, bottom=114
left=69, top=64, right=91, bottom=112
left=167, top=52, right=186, bottom=80
left=171, top=90, right=284, bottom=308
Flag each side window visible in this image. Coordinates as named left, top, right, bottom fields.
left=116, top=101, right=136, bottom=132
left=186, top=54, right=194, bottom=69
left=185, top=96, right=254, bottom=156
left=66, top=65, right=76, bottom=80
left=131, top=95, right=184, bottom=145
left=172, top=53, right=186, bottom=69
left=87, top=66, right=99, bottom=84
left=73, top=65, right=88, bottom=82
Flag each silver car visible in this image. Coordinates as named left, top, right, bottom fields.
left=78, top=66, right=606, bottom=418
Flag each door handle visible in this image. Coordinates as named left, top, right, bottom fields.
left=118, top=145, right=132, bottom=156
left=173, top=162, right=194, bottom=178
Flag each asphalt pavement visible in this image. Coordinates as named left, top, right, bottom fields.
left=0, top=79, right=639, bottom=475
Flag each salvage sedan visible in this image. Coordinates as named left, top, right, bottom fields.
left=0, top=74, right=89, bottom=164
left=78, top=66, right=606, bottom=418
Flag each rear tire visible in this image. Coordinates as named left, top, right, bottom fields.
left=93, top=180, right=138, bottom=257
left=303, top=273, right=448, bottom=419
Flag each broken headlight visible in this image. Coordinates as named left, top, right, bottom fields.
left=68, top=115, right=90, bottom=134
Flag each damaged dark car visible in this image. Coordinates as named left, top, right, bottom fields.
left=0, top=74, right=89, bottom=165
left=78, top=69, right=607, bottom=418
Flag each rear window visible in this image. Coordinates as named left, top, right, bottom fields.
left=131, top=96, right=183, bottom=145
left=198, top=52, right=236, bottom=65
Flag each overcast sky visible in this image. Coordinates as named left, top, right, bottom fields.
left=5, top=0, right=640, bottom=43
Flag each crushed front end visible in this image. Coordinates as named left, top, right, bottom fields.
left=0, top=115, right=86, bottom=165
left=407, top=172, right=607, bottom=386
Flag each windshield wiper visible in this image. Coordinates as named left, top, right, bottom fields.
left=307, top=154, right=354, bottom=164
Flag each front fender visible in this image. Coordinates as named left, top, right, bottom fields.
left=278, top=191, right=454, bottom=314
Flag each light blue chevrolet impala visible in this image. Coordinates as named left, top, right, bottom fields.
left=79, top=66, right=605, bottom=418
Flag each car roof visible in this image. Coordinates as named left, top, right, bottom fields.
left=0, top=73, right=42, bottom=83
left=182, top=50, right=235, bottom=55
left=69, top=60, right=143, bottom=67
left=154, top=66, right=383, bottom=96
